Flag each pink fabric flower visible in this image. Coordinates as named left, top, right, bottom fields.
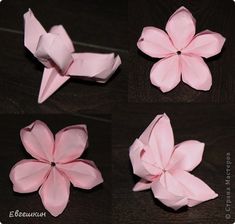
left=10, top=120, right=103, bottom=217
left=24, top=9, right=121, bottom=103
left=129, top=114, right=218, bottom=210
left=137, top=6, right=225, bottom=92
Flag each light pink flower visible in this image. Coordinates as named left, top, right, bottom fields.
left=137, top=6, right=225, bottom=92
left=10, top=120, right=103, bottom=217
left=129, top=114, right=218, bottom=210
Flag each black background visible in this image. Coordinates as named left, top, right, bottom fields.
left=0, top=0, right=234, bottom=224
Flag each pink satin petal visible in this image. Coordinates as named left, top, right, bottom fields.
left=166, top=7, right=196, bottom=50
left=151, top=172, right=188, bottom=210
left=35, top=33, right=73, bottom=73
left=54, top=125, right=88, bottom=163
left=137, top=26, right=176, bottom=58
left=38, top=68, right=70, bottom=104
left=171, top=170, right=218, bottom=207
left=57, top=160, right=103, bottom=189
left=129, top=139, right=155, bottom=180
left=133, top=179, right=152, bottom=192
left=183, top=30, right=226, bottom=58
left=20, top=120, right=54, bottom=162
left=10, top=159, right=50, bottom=193
left=181, top=55, right=212, bottom=90
left=67, top=53, right=121, bottom=83
left=49, top=25, right=75, bottom=53
left=148, top=114, right=175, bottom=169
left=150, top=55, right=181, bottom=92
left=24, top=9, right=46, bottom=55
left=167, top=140, right=204, bottom=171
left=39, top=168, right=70, bottom=217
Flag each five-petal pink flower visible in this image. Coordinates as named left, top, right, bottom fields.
left=137, top=6, right=225, bottom=92
left=10, top=120, right=103, bottom=217
left=129, top=114, right=218, bottom=210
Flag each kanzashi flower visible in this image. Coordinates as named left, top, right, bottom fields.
left=137, top=6, right=225, bottom=92
left=129, top=114, right=218, bottom=210
left=24, top=9, right=121, bottom=103
left=10, top=120, right=103, bottom=217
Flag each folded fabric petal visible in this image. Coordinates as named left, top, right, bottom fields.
left=171, top=170, right=218, bottom=207
left=150, top=55, right=181, bottom=92
left=137, top=6, right=225, bottom=92
left=20, top=120, right=54, bottom=162
left=10, top=120, right=103, bottom=217
left=10, top=159, right=50, bottom=193
left=181, top=55, right=212, bottom=90
left=166, top=7, right=196, bottom=50
left=129, top=114, right=218, bottom=210
left=183, top=30, right=226, bottom=58
left=39, top=168, right=70, bottom=217
left=57, top=160, right=103, bottom=189
left=167, top=140, right=204, bottom=171
left=24, top=9, right=121, bottom=103
left=137, top=27, right=176, bottom=58
left=54, top=125, right=88, bottom=163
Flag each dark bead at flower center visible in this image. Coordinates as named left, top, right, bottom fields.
left=177, top=51, right=181, bottom=55
left=51, top=162, right=56, bottom=167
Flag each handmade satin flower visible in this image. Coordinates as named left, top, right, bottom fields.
left=129, top=114, right=218, bottom=210
left=137, top=6, right=225, bottom=92
left=24, top=9, right=121, bottom=103
left=10, top=120, right=103, bottom=217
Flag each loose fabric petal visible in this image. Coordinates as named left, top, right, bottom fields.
left=39, top=168, right=70, bottom=217
left=133, top=179, right=152, bottom=192
left=54, top=125, right=88, bottom=163
left=150, top=55, right=181, bottom=92
left=38, top=68, right=70, bottom=104
left=183, top=30, right=226, bottom=58
left=20, top=120, right=54, bottom=162
left=181, top=55, right=212, bottom=90
left=167, top=140, right=204, bottom=171
left=137, top=27, right=176, bottom=58
left=10, top=159, right=50, bottom=193
left=57, top=160, right=103, bottom=189
left=148, top=114, right=174, bottom=168
left=171, top=170, right=218, bottom=207
left=166, top=6, right=196, bottom=50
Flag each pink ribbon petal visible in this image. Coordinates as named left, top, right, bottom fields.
left=39, top=168, right=70, bottom=217
left=148, top=114, right=174, bottom=169
left=20, top=120, right=54, bottom=162
left=57, top=160, right=103, bottom=189
left=151, top=172, right=188, bottom=210
left=67, top=53, right=121, bottom=83
left=150, top=55, right=181, bottom=92
left=183, top=30, right=226, bottom=58
left=137, top=26, right=176, bottom=58
left=24, top=9, right=46, bottom=55
left=181, top=54, right=212, bottom=90
left=38, top=68, right=70, bottom=104
left=166, top=6, right=196, bottom=50
left=49, top=25, right=75, bottom=53
left=171, top=169, right=218, bottom=207
left=54, top=125, right=88, bottom=163
left=10, top=159, right=50, bottom=193
left=167, top=140, right=204, bottom=171
left=133, top=179, right=152, bottom=192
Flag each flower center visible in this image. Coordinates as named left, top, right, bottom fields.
left=51, top=162, right=56, bottom=167
left=177, top=51, right=181, bottom=55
